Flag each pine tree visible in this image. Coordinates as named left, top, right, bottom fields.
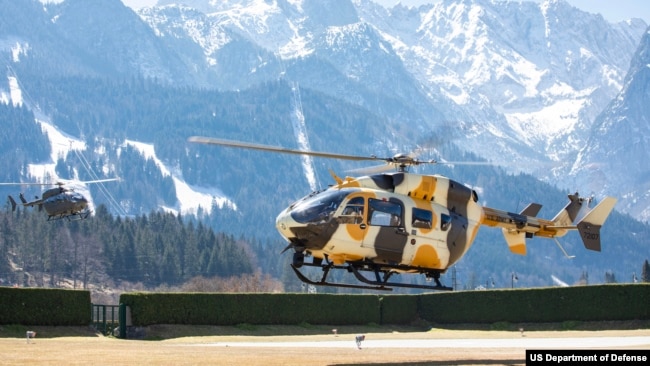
left=578, top=271, right=589, bottom=285
left=604, top=271, right=617, bottom=283
left=642, top=259, right=650, bottom=283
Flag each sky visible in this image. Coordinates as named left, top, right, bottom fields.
left=374, top=0, right=650, bottom=23
left=120, top=0, right=650, bottom=23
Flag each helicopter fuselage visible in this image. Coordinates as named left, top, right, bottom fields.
left=20, top=187, right=89, bottom=219
left=188, top=136, right=617, bottom=291
left=5, top=178, right=117, bottom=222
left=42, top=190, right=89, bottom=217
left=275, top=172, right=483, bottom=274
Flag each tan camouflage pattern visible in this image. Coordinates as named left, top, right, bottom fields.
left=276, top=172, right=617, bottom=274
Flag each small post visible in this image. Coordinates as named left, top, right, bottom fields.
left=355, top=334, right=365, bottom=349
left=26, top=331, right=36, bottom=344
left=119, top=303, right=127, bottom=339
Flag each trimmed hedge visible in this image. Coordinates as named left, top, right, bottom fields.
left=418, top=284, right=650, bottom=324
left=0, top=287, right=91, bottom=326
left=121, top=284, right=650, bottom=326
left=3, top=284, right=645, bottom=327
left=379, top=294, right=419, bottom=324
left=120, top=292, right=382, bottom=326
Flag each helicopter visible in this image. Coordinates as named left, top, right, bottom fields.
left=2, top=178, right=120, bottom=221
left=188, top=136, right=617, bottom=291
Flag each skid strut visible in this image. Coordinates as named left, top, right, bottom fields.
left=290, top=258, right=453, bottom=292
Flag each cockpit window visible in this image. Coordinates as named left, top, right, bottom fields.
left=368, top=198, right=402, bottom=227
left=290, top=189, right=350, bottom=224
left=339, top=196, right=365, bottom=224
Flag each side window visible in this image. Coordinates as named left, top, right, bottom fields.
left=340, top=197, right=365, bottom=224
left=368, top=198, right=402, bottom=227
left=412, top=208, right=432, bottom=229
left=441, top=213, right=452, bottom=231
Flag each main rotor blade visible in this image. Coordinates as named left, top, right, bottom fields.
left=346, top=163, right=394, bottom=175
left=436, top=161, right=493, bottom=166
left=189, top=136, right=382, bottom=162
left=0, top=182, right=50, bottom=186
left=75, top=178, right=121, bottom=184
left=0, top=178, right=120, bottom=186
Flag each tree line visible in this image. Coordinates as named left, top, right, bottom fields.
left=0, top=206, right=255, bottom=291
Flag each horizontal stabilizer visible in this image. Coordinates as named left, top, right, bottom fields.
left=576, top=197, right=617, bottom=251
left=502, top=229, right=527, bottom=255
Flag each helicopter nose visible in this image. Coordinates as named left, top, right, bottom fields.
left=76, top=195, right=88, bottom=208
left=275, top=208, right=296, bottom=241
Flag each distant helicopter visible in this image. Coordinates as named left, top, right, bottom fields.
left=188, top=136, right=617, bottom=291
left=2, top=178, right=119, bottom=221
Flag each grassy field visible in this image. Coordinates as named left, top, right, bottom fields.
left=1, top=322, right=648, bottom=366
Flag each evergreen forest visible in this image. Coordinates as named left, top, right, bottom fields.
left=0, top=206, right=270, bottom=302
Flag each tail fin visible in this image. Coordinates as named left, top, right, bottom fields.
left=19, top=193, right=27, bottom=204
left=575, top=197, right=617, bottom=251
left=520, top=203, right=542, bottom=217
left=551, top=192, right=590, bottom=227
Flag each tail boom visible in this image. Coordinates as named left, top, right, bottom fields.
left=482, top=194, right=617, bottom=255
left=482, top=206, right=558, bottom=255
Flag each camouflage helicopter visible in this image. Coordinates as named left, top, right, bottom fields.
left=2, top=178, right=119, bottom=221
left=189, top=136, right=617, bottom=291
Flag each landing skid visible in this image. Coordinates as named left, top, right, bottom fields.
left=291, top=263, right=392, bottom=291
left=290, top=259, right=453, bottom=292
left=47, top=210, right=91, bottom=221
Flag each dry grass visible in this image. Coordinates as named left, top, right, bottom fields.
left=1, top=323, right=648, bottom=366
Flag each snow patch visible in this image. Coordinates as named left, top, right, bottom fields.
left=25, top=116, right=86, bottom=184
left=289, top=84, right=317, bottom=191
left=278, top=31, right=314, bottom=59
left=8, top=77, right=22, bottom=107
left=124, top=140, right=236, bottom=215
left=10, top=41, right=29, bottom=62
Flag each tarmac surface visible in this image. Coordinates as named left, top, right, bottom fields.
left=202, top=335, right=650, bottom=349
left=2, top=326, right=648, bottom=365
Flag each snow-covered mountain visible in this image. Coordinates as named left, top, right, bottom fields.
left=570, top=28, right=650, bottom=221
left=138, top=0, right=648, bottom=220
left=1, top=0, right=649, bottom=223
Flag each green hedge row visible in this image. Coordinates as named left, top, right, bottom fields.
left=418, top=284, right=650, bottom=324
left=119, top=292, right=384, bottom=326
left=1, top=284, right=647, bottom=327
left=121, top=284, right=650, bottom=326
left=0, top=287, right=90, bottom=326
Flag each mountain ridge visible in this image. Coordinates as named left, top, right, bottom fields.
left=1, top=0, right=649, bottom=291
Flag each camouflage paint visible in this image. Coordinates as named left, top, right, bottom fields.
left=275, top=173, right=615, bottom=276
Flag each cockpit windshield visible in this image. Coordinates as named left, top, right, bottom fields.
left=290, top=189, right=351, bottom=224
